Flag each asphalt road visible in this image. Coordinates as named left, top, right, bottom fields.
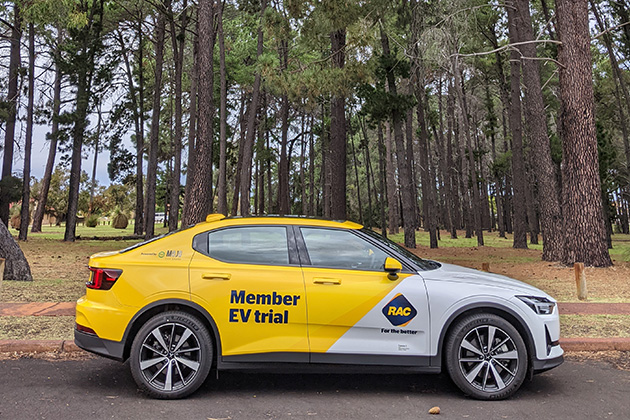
left=0, top=357, right=628, bottom=420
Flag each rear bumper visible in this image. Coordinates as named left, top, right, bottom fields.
left=74, top=329, right=126, bottom=361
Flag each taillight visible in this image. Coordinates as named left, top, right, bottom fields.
left=87, top=267, right=122, bottom=290
left=76, top=323, right=97, bottom=335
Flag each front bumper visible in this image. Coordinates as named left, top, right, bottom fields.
left=74, top=329, right=126, bottom=361
left=533, top=353, right=564, bottom=373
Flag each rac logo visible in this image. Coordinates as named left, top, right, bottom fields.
left=382, top=294, right=417, bottom=327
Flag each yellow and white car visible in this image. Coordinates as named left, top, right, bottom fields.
left=75, top=214, right=563, bottom=400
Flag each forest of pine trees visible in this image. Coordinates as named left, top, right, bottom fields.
left=1, top=0, right=628, bottom=269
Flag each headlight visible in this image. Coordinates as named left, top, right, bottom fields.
left=516, top=296, right=556, bottom=315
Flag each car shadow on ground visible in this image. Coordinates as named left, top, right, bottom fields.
left=71, top=357, right=565, bottom=401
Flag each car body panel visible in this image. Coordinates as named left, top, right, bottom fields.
left=189, top=251, right=309, bottom=358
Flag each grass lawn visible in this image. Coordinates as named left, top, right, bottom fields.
left=2, top=224, right=630, bottom=341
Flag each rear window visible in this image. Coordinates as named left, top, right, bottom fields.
left=207, top=226, right=290, bottom=265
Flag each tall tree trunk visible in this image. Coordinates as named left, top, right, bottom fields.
left=65, top=0, right=105, bottom=242
left=308, top=114, right=315, bottom=216
left=116, top=22, right=145, bottom=235
left=217, top=0, right=228, bottom=215
left=32, top=29, right=63, bottom=233
left=385, top=121, right=398, bottom=234
left=183, top=30, right=198, bottom=221
left=230, top=90, right=247, bottom=216
left=135, top=12, right=145, bottom=235
left=168, top=0, right=187, bottom=231
left=556, top=0, right=612, bottom=267
left=19, top=22, right=35, bottom=241
left=1, top=4, right=21, bottom=226
left=453, top=59, right=483, bottom=246
left=237, top=0, right=266, bottom=216
left=446, top=80, right=459, bottom=238
left=300, top=115, right=307, bottom=215
left=414, top=69, right=437, bottom=247
left=185, top=0, right=216, bottom=224
left=88, top=104, right=103, bottom=214
left=144, top=3, right=168, bottom=238
left=329, top=28, right=347, bottom=220
left=350, top=136, right=363, bottom=224
left=514, top=0, right=563, bottom=259
left=381, top=29, right=415, bottom=248
left=505, top=4, right=528, bottom=249
left=377, top=122, right=388, bottom=236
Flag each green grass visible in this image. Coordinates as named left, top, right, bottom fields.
left=10, top=222, right=169, bottom=239
left=0, top=316, right=75, bottom=340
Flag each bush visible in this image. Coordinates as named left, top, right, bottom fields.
left=86, top=214, right=99, bottom=228
left=10, top=214, right=21, bottom=230
left=112, top=212, right=128, bottom=229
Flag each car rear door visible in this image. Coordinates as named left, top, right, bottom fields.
left=296, top=226, right=431, bottom=365
left=189, top=225, right=309, bottom=363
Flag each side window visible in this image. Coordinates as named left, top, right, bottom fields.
left=207, top=226, right=290, bottom=265
left=300, top=228, right=389, bottom=271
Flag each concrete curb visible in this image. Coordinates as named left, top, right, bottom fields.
left=1, top=338, right=629, bottom=355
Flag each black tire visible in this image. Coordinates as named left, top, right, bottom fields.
left=130, top=311, right=213, bottom=399
left=445, top=313, right=528, bottom=400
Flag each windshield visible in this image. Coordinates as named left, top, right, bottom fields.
left=361, top=228, right=441, bottom=271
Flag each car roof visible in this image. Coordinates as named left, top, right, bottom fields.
left=199, top=214, right=363, bottom=230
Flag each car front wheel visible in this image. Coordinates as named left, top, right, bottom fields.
left=445, top=313, right=528, bottom=400
left=130, top=311, right=213, bottom=399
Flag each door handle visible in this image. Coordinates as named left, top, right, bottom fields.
left=313, top=277, right=342, bottom=285
left=202, top=273, right=231, bottom=281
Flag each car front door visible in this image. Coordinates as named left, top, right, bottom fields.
left=297, top=227, right=430, bottom=365
left=189, top=225, right=308, bottom=363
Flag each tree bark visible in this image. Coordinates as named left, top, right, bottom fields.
left=381, top=29, right=415, bottom=248
left=65, top=0, right=105, bottom=242
left=329, top=28, right=347, bottom=220
left=0, top=221, right=32, bottom=281
left=453, top=59, right=483, bottom=246
left=277, top=42, right=290, bottom=215
left=0, top=4, right=21, bottom=226
left=513, top=0, right=564, bottom=259
left=217, top=0, right=228, bottom=215
left=168, top=0, right=187, bottom=231
left=237, top=0, right=266, bottom=216
left=183, top=30, right=198, bottom=222
left=144, top=2, right=168, bottom=238
left=19, top=22, right=35, bottom=241
left=185, top=0, right=216, bottom=224
left=556, top=0, right=612, bottom=266
left=505, top=3, right=528, bottom=249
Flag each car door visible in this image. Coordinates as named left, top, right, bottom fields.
left=296, top=226, right=430, bottom=365
left=189, top=225, right=309, bottom=362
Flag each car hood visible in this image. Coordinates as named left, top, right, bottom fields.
left=421, top=262, right=551, bottom=298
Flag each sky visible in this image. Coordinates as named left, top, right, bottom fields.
left=6, top=118, right=116, bottom=187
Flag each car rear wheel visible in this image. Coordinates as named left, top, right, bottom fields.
left=130, top=311, right=213, bottom=399
left=445, top=313, right=528, bottom=400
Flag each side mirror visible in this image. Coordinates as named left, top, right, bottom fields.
left=384, top=257, right=402, bottom=281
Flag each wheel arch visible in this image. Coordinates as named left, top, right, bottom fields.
left=121, top=299, right=222, bottom=363
left=433, top=303, right=535, bottom=369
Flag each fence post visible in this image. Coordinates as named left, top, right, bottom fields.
left=574, top=262, right=587, bottom=301
left=0, top=258, right=5, bottom=294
